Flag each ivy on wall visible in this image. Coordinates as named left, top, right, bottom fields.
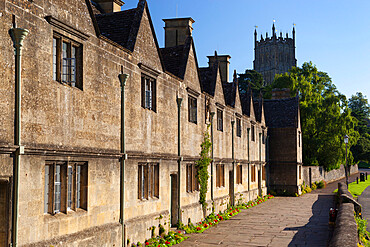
left=196, top=125, right=212, bottom=212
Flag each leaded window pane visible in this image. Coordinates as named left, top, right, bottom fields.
left=54, top=165, right=61, bottom=213
left=71, top=46, right=76, bottom=84
left=44, top=166, right=49, bottom=213
left=76, top=165, right=81, bottom=208
left=53, top=38, right=57, bottom=81
left=62, top=42, right=68, bottom=83
left=67, top=166, right=73, bottom=209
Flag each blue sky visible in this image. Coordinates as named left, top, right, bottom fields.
left=123, top=0, right=369, bottom=100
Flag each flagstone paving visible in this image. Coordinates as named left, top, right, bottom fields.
left=178, top=175, right=358, bottom=247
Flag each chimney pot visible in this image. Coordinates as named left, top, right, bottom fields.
left=163, top=18, right=195, bottom=47
left=271, top=88, right=291, bottom=99
left=94, top=0, right=124, bottom=13
left=207, top=54, right=231, bottom=83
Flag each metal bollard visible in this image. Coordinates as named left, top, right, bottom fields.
left=357, top=177, right=359, bottom=184
left=366, top=172, right=368, bottom=180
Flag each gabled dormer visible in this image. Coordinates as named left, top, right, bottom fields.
left=95, top=0, right=164, bottom=72
left=160, top=17, right=203, bottom=90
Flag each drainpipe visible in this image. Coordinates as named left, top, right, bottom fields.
left=259, top=133, right=262, bottom=196
left=266, top=135, right=269, bottom=188
left=247, top=128, right=250, bottom=201
left=118, top=69, right=129, bottom=247
left=176, top=97, right=182, bottom=225
left=231, top=120, right=235, bottom=206
left=210, top=112, right=215, bottom=204
left=9, top=22, right=29, bottom=247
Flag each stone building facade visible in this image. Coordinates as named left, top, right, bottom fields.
left=0, top=0, right=269, bottom=246
left=253, top=24, right=297, bottom=85
left=264, top=89, right=303, bottom=194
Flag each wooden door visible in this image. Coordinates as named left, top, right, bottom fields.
left=170, top=174, right=178, bottom=227
left=0, top=182, right=9, bottom=247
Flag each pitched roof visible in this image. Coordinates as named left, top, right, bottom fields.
left=90, top=0, right=103, bottom=15
left=199, top=61, right=218, bottom=96
left=160, top=37, right=193, bottom=79
left=253, top=99, right=263, bottom=123
left=95, top=0, right=150, bottom=53
left=239, top=84, right=253, bottom=116
left=222, top=82, right=237, bottom=107
left=263, top=96, right=299, bottom=128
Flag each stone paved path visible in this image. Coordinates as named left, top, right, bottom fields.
left=178, top=175, right=358, bottom=247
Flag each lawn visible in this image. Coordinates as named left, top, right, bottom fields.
left=334, top=177, right=370, bottom=198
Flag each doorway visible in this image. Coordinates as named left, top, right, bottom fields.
left=258, top=169, right=262, bottom=196
left=0, top=181, right=9, bottom=247
left=170, top=174, right=178, bottom=227
left=229, top=170, right=234, bottom=206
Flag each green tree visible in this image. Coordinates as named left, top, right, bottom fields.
left=238, top=69, right=264, bottom=96
left=267, top=62, right=359, bottom=170
left=349, top=92, right=370, bottom=163
left=349, top=92, right=370, bottom=134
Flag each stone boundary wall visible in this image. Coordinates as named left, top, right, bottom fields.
left=329, top=182, right=359, bottom=247
left=302, top=164, right=358, bottom=185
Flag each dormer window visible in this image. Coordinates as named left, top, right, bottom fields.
left=188, top=95, right=197, bottom=124
left=236, top=117, right=241, bottom=137
left=53, top=33, right=82, bottom=89
left=251, top=125, right=255, bottom=142
left=217, top=109, right=223, bottom=131
left=141, top=74, right=156, bottom=112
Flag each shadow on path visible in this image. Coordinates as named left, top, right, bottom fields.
left=286, top=194, right=334, bottom=247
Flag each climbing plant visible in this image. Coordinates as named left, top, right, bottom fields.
left=196, top=125, right=212, bottom=212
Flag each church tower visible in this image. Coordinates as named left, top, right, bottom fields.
left=253, top=23, right=297, bottom=85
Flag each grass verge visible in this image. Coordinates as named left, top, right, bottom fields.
left=334, top=177, right=370, bottom=198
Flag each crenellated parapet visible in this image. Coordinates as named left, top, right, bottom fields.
left=253, top=23, right=297, bottom=85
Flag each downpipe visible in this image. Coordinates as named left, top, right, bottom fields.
left=9, top=23, right=29, bottom=247
left=118, top=71, right=129, bottom=247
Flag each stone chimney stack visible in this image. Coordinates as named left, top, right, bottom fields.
left=271, top=88, right=291, bottom=99
left=163, top=18, right=195, bottom=47
left=207, top=54, right=231, bottom=83
left=94, top=0, right=124, bottom=13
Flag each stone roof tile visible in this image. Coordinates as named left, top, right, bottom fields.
left=95, top=1, right=146, bottom=52
left=263, top=97, right=299, bottom=128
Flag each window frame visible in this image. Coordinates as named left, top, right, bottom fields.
left=44, top=161, right=88, bottom=215
left=141, top=74, right=157, bottom=112
left=251, top=125, right=255, bottom=142
left=251, top=165, right=256, bottom=183
left=188, top=95, right=197, bottom=124
left=236, top=164, right=243, bottom=184
left=217, top=109, right=223, bottom=131
left=138, top=163, right=159, bottom=200
left=52, top=33, right=83, bottom=89
left=216, top=164, right=225, bottom=187
left=186, top=163, right=199, bottom=193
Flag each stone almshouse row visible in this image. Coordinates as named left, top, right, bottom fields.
left=0, top=0, right=302, bottom=246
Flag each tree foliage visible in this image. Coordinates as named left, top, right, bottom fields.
left=349, top=92, right=370, bottom=163
left=238, top=69, right=264, bottom=97
left=195, top=125, right=212, bottom=213
left=266, top=62, right=359, bottom=170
